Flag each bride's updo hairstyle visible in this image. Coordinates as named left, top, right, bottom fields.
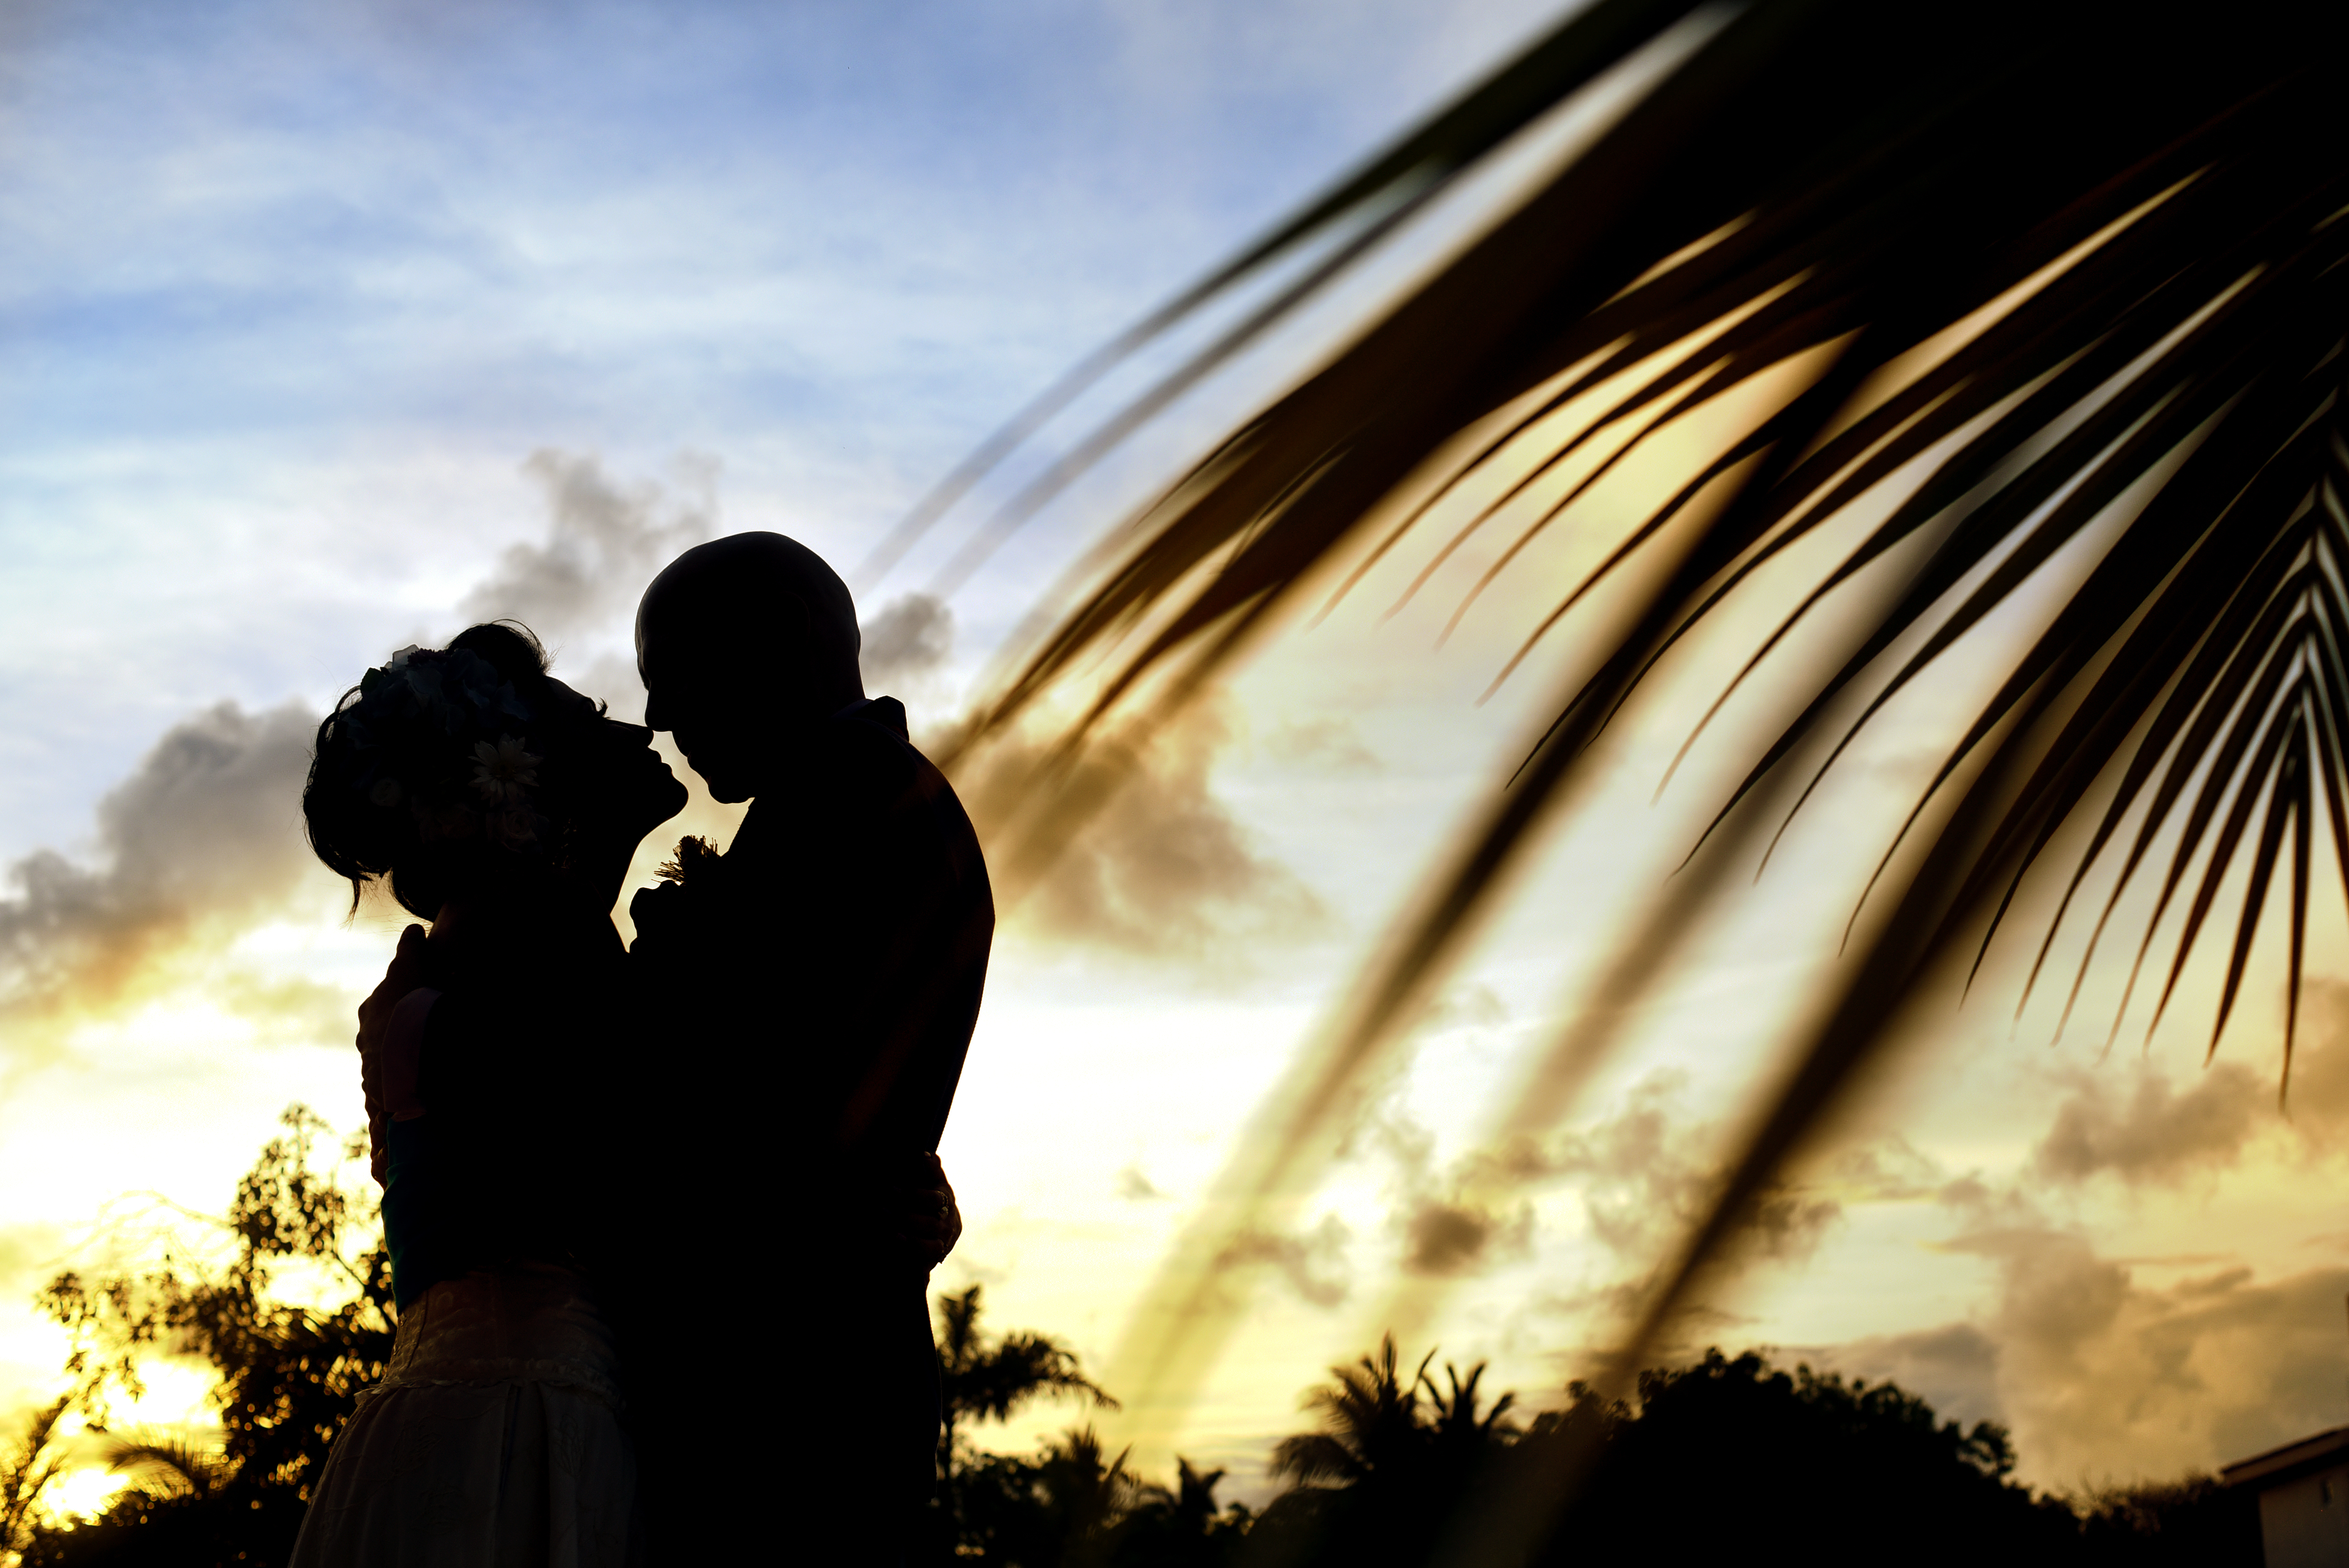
left=305, top=622, right=608, bottom=918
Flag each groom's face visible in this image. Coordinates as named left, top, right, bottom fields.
left=641, top=636, right=763, bottom=804
left=639, top=576, right=848, bottom=803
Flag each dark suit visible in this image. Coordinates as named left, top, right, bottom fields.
left=623, top=695, right=993, bottom=1564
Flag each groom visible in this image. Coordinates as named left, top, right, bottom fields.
left=623, top=532, right=994, bottom=1561
left=357, top=532, right=993, bottom=1563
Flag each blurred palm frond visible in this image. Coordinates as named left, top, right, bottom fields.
left=927, top=0, right=2349, bottom=1522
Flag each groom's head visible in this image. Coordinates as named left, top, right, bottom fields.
left=636, top=532, right=864, bottom=802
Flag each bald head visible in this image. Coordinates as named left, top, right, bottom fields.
left=636, top=532, right=865, bottom=801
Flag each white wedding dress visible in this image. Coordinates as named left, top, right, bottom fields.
left=287, top=1261, right=641, bottom=1568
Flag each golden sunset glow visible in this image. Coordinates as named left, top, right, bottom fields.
left=7, top=4, right=2349, bottom=1557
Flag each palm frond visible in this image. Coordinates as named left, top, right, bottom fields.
left=102, top=1431, right=227, bottom=1499
left=921, top=0, right=2349, bottom=1544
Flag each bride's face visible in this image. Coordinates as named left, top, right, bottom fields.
left=542, top=680, right=689, bottom=842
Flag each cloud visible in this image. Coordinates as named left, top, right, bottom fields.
left=2033, top=1063, right=2268, bottom=1187
left=457, top=449, right=718, bottom=645
left=1933, top=1228, right=2349, bottom=1483
left=1821, top=1321, right=2005, bottom=1432
left=0, top=700, right=323, bottom=1046
left=964, top=703, right=1327, bottom=965
left=1115, top=1164, right=1167, bottom=1201
left=861, top=592, right=954, bottom=692
left=2022, top=984, right=2349, bottom=1192
left=1215, top=1216, right=1351, bottom=1307
left=0, top=453, right=737, bottom=1062
left=1403, top=1198, right=1532, bottom=1276
left=1793, top=1132, right=2349, bottom=1486
left=1260, top=716, right=1379, bottom=773
left=1817, top=1134, right=1947, bottom=1203
left=1365, top=1073, right=1837, bottom=1284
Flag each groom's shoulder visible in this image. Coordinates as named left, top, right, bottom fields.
left=824, top=698, right=984, bottom=861
left=826, top=698, right=959, bottom=805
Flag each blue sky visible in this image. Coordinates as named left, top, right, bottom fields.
left=0, top=0, right=1563, bottom=850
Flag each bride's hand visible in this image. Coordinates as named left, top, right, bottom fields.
left=899, top=1153, right=962, bottom=1271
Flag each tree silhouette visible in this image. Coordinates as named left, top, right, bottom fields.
left=935, top=1284, right=1118, bottom=1477
left=94, top=1433, right=232, bottom=1503
left=1256, top=1337, right=1521, bottom=1568
left=1269, top=1336, right=1436, bottom=1488
left=17, top=1106, right=392, bottom=1565
left=1, top=1399, right=71, bottom=1565
left=1243, top=1341, right=2258, bottom=1568
left=1115, top=1458, right=1253, bottom=1568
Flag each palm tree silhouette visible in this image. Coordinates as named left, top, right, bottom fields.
left=1271, top=1336, right=1435, bottom=1489
left=1036, top=1425, right=1143, bottom=1568
left=934, top=1284, right=1118, bottom=1480
left=922, top=0, right=2348, bottom=1471
left=97, top=1432, right=232, bottom=1502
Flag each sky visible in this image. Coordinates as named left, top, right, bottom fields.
left=5, top=0, right=2349, bottom=1521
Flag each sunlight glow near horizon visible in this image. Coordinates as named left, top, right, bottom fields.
left=5, top=0, right=2349, bottom=1527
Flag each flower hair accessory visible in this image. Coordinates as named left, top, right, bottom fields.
left=338, top=645, right=552, bottom=855
left=471, top=734, right=541, bottom=805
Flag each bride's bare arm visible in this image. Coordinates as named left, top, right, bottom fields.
left=354, top=923, right=431, bottom=1183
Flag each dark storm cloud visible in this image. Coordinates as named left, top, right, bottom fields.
left=0, top=700, right=322, bottom=1044
left=458, top=449, right=717, bottom=644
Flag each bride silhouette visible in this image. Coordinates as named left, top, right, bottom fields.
left=292, top=537, right=991, bottom=1567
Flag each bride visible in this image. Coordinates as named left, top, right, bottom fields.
left=289, top=622, right=956, bottom=1565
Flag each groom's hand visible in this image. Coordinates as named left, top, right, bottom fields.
left=899, top=1153, right=962, bottom=1271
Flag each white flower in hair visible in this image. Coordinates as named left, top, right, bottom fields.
left=471, top=734, right=541, bottom=805
left=369, top=778, right=403, bottom=808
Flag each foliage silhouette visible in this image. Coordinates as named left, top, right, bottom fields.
left=15, top=1107, right=391, bottom=1566
left=1250, top=1335, right=1520, bottom=1568
left=0, top=1126, right=2264, bottom=1567
left=1, top=1400, right=71, bottom=1565
left=937, top=1284, right=1119, bottom=1472
left=1245, top=1343, right=2259, bottom=1568
left=929, top=0, right=2349, bottom=1471
left=2072, top=1475, right=2263, bottom=1567
left=924, top=1287, right=1249, bottom=1566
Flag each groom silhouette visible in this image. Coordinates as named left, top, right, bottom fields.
left=623, top=532, right=993, bottom=1562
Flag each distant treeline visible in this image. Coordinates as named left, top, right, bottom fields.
left=0, top=1113, right=2260, bottom=1567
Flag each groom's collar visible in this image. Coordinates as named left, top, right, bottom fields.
left=832, top=694, right=908, bottom=740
